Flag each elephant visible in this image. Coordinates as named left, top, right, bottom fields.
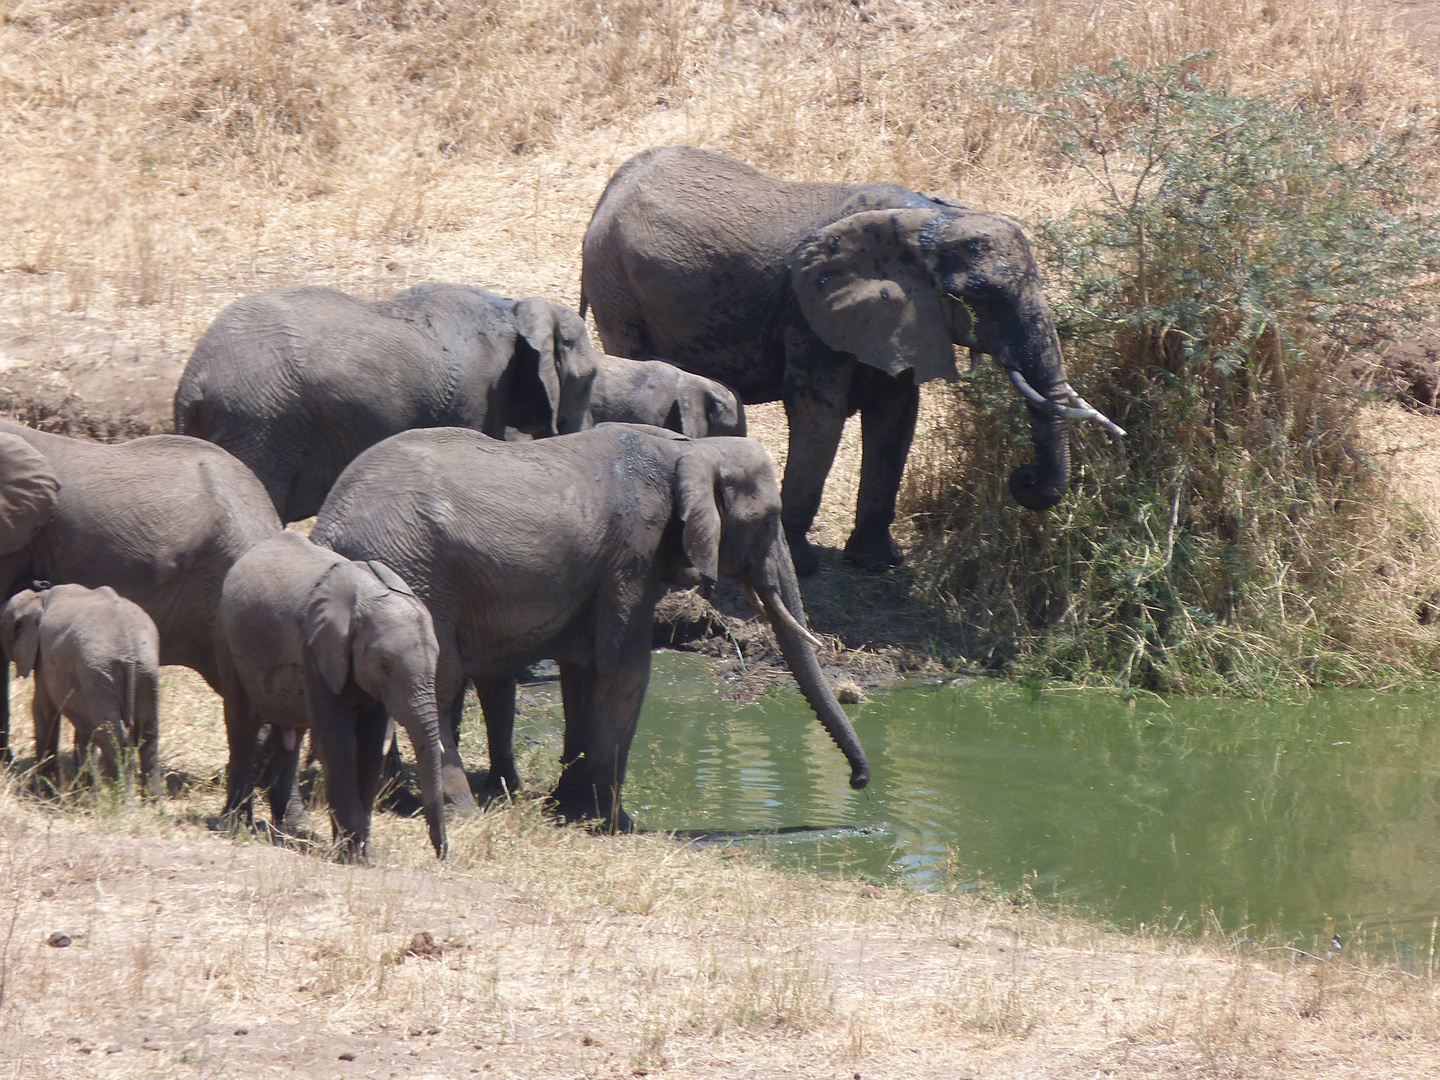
left=173, top=282, right=600, bottom=522
left=588, top=355, right=746, bottom=437
left=580, top=145, right=1123, bottom=575
left=310, top=424, right=870, bottom=831
left=1, top=584, right=161, bottom=796
left=0, top=421, right=282, bottom=761
left=218, top=531, right=458, bottom=858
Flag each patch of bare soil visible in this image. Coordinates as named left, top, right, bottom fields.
left=4, top=784, right=1440, bottom=1080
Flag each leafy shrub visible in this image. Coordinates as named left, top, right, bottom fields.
left=905, top=55, right=1440, bottom=694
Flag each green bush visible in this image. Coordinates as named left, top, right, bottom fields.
left=906, top=55, right=1440, bottom=694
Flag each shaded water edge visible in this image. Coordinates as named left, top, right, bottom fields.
left=511, top=653, right=1440, bottom=965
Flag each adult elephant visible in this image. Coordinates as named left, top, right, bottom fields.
left=311, top=424, right=869, bottom=831
left=580, top=146, right=1122, bottom=574
left=0, top=420, right=282, bottom=759
left=174, top=283, right=600, bottom=522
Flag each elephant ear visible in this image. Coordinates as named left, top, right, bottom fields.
left=365, top=560, right=415, bottom=596
left=303, top=564, right=357, bottom=696
left=512, top=298, right=564, bottom=437
left=0, top=433, right=59, bottom=558
left=671, top=449, right=721, bottom=594
left=1, top=589, right=44, bottom=679
left=789, top=209, right=961, bottom=384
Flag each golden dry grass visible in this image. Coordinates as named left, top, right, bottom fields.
left=6, top=0, right=1440, bottom=1073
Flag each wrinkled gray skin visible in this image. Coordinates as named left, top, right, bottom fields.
left=312, top=424, right=869, bottom=831
left=218, top=532, right=457, bottom=858
left=581, top=145, right=1075, bottom=574
left=1, top=585, right=161, bottom=796
left=588, top=355, right=746, bottom=437
left=174, top=283, right=601, bottom=522
left=0, top=421, right=282, bottom=762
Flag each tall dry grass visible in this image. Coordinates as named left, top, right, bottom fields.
left=4, top=0, right=1440, bottom=687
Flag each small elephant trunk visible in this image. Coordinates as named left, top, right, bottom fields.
left=389, top=687, right=450, bottom=859
left=753, top=549, right=870, bottom=789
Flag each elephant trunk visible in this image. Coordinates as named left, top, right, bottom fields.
left=1002, top=301, right=1071, bottom=511
left=751, top=547, right=870, bottom=789
left=387, top=686, right=450, bottom=859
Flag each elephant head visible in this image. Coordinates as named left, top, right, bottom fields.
left=679, top=375, right=746, bottom=439
left=304, top=559, right=447, bottom=857
left=666, top=436, right=870, bottom=789
left=511, top=298, right=600, bottom=438
left=789, top=207, right=1122, bottom=510
left=0, top=433, right=60, bottom=558
left=0, top=588, right=45, bottom=678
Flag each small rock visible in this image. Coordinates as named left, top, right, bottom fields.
left=834, top=679, right=867, bottom=705
left=47, top=931, right=71, bottom=948
left=860, top=883, right=885, bottom=899
left=339, top=1052, right=356, bottom=1061
left=233, top=1028, right=248, bottom=1036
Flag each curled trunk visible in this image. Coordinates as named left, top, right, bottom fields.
left=1004, top=310, right=1072, bottom=511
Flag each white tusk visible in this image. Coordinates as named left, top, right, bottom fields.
left=747, top=583, right=825, bottom=650
left=1008, top=370, right=1127, bottom=438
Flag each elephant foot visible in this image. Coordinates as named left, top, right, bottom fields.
left=843, top=528, right=904, bottom=571
left=545, top=784, right=634, bottom=834
left=442, top=763, right=479, bottom=817
left=783, top=524, right=821, bottom=577
left=474, top=769, right=521, bottom=808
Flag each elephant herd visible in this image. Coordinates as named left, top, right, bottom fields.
left=0, top=147, right=1120, bottom=858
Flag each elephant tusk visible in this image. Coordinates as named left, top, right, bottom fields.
left=749, top=583, right=826, bottom=651
left=1007, top=370, right=1127, bottom=438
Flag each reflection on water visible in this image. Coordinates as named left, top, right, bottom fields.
left=515, top=653, right=1440, bottom=954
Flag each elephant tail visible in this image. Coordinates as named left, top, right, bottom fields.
left=173, top=378, right=206, bottom=438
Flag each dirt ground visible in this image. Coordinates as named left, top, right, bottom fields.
left=6, top=778, right=1440, bottom=1080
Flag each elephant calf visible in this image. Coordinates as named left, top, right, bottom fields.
left=218, top=531, right=461, bottom=858
left=588, top=355, right=746, bottom=437
left=1, top=584, right=162, bottom=796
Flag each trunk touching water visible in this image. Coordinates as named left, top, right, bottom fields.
left=750, top=546, right=870, bottom=789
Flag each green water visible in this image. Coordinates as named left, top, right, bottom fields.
left=516, top=653, right=1440, bottom=955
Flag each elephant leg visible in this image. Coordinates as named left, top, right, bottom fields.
left=89, top=705, right=131, bottom=790
left=433, top=631, right=478, bottom=814
left=307, top=689, right=367, bottom=861
left=781, top=346, right=854, bottom=576
left=846, top=369, right=920, bottom=570
left=134, top=670, right=162, bottom=800
left=474, top=676, right=520, bottom=802
left=0, top=659, right=10, bottom=764
left=32, top=681, right=61, bottom=792
left=221, top=698, right=260, bottom=828
left=264, top=728, right=306, bottom=835
left=354, top=699, right=389, bottom=820
left=550, top=643, right=651, bottom=833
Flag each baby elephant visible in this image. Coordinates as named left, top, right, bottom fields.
left=218, top=532, right=459, bottom=859
left=589, top=355, right=746, bottom=437
left=1, top=585, right=162, bottom=796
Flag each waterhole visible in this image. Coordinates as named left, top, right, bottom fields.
left=518, top=653, right=1440, bottom=959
